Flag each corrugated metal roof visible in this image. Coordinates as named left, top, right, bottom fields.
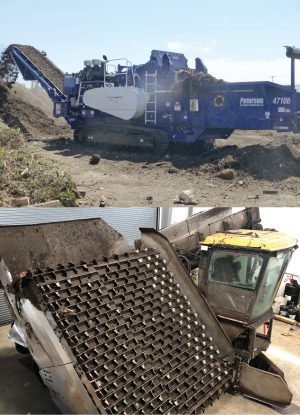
left=0, top=208, right=158, bottom=245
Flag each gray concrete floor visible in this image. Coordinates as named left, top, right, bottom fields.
left=0, top=320, right=299, bottom=414
left=0, top=324, right=59, bottom=414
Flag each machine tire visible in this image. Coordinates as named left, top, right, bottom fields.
left=73, top=129, right=81, bottom=144
left=15, top=343, right=30, bottom=355
left=75, top=128, right=88, bottom=144
left=194, top=139, right=215, bottom=153
left=153, top=135, right=169, bottom=156
left=32, top=360, right=46, bottom=387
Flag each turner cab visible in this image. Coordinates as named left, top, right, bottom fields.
left=198, top=229, right=298, bottom=407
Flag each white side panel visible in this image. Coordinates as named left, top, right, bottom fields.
left=83, top=86, right=147, bottom=120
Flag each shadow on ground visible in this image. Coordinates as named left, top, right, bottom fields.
left=0, top=347, right=60, bottom=414
left=41, top=137, right=300, bottom=182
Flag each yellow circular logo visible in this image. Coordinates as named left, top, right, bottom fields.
left=213, top=95, right=225, bottom=108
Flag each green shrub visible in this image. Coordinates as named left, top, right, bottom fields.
left=0, top=123, right=78, bottom=205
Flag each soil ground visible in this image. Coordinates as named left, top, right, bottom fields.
left=0, top=82, right=70, bottom=138
left=29, top=129, right=300, bottom=207
left=10, top=45, right=64, bottom=92
left=10, top=83, right=68, bottom=127
left=1, top=82, right=300, bottom=207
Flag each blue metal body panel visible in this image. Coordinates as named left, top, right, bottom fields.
left=63, top=74, right=78, bottom=96
left=10, top=46, right=300, bottom=143
left=67, top=78, right=298, bottom=142
left=150, top=50, right=188, bottom=69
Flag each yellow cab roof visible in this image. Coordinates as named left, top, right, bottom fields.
left=201, top=229, right=298, bottom=252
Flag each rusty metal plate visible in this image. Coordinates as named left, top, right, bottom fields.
left=0, top=219, right=129, bottom=278
left=240, top=361, right=292, bottom=407
left=20, top=248, right=232, bottom=414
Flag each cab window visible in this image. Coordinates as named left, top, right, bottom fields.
left=251, top=251, right=291, bottom=319
left=207, top=251, right=264, bottom=289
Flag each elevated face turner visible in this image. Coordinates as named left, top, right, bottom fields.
left=0, top=219, right=234, bottom=414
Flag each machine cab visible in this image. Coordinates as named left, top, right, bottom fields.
left=198, top=229, right=297, bottom=358
left=199, top=229, right=297, bottom=323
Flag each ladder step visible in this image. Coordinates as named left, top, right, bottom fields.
left=145, top=71, right=157, bottom=125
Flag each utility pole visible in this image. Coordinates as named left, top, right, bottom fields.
left=270, top=75, right=276, bottom=82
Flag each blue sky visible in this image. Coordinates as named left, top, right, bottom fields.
left=1, top=0, right=300, bottom=83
